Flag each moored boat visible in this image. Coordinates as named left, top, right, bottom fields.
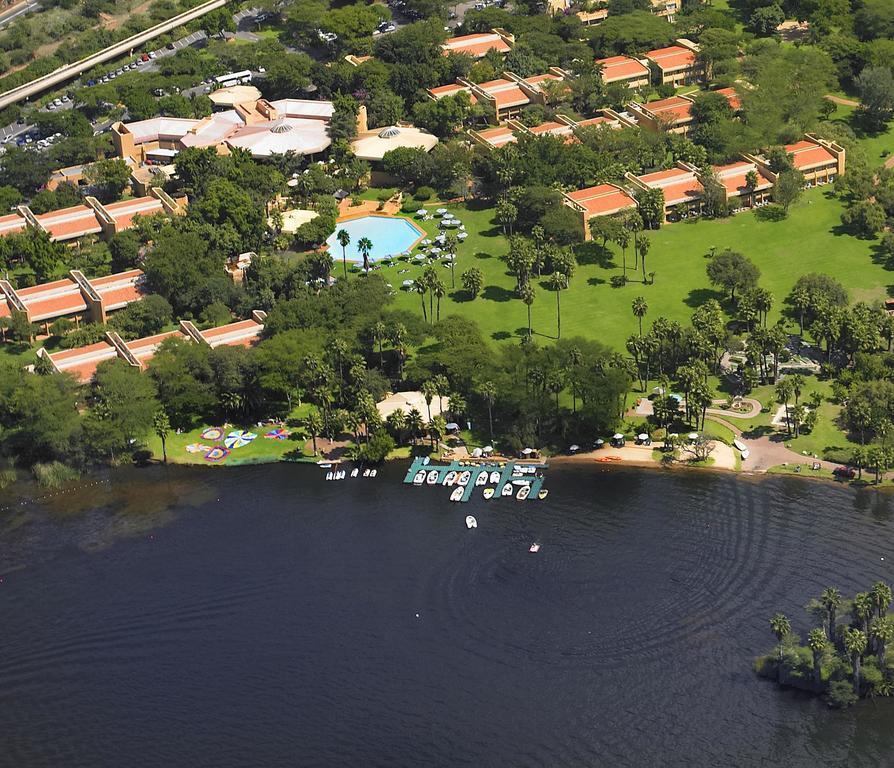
left=489, top=470, right=501, bottom=484
left=442, top=470, right=458, bottom=486
left=457, top=470, right=472, bottom=486
left=450, top=487, right=464, bottom=502
left=516, top=485, right=531, bottom=500
left=501, top=483, right=514, bottom=497
left=465, top=515, right=477, bottom=528
left=326, top=471, right=333, bottom=481
left=351, top=467, right=359, bottom=478
left=413, top=470, right=426, bottom=485
left=475, top=470, right=488, bottom=486
left=529, top=542, right=541, bottom=553
left=538, top=489, right=549, bottom=500
left=426, top=470, right=439, bottom=485
left=483, top=488, right=495, bottom=499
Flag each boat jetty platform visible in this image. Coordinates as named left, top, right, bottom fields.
left=402, top=456, right=548, bottom=502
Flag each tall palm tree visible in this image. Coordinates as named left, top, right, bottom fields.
left=414, top=278, right=428, bottom=323
left=518, top=282, right=535, bottom=338
left=821, top=587, right=842, bottom=642
left=632, top=296, right=648, bottom=336
left=615, top=227, right=630, bottom=280
left=373, top=320, right=387, bottom=368
left=478, top=380, right=496, bottom=444
left=428, top=414, right=447, bottom=450
left=432, top=274, right=446, bottom=322
left=548, top=271, right=568, bottom=339
left=871, top=616, right=894, bottom=666
left=843, top=627, right=867, bottom=693
left=872, top=581, right=892, bottom=619
left=357, top=237, right=373, bottom=274
left=744, top=169, right=759, bottom=208
left=153, top=409, right=170, bottom=464
left=770, top=613, right=791, bottom=681
left=853, top=592, right=874, bottom=634
left=390, top=322, right=407, bottom=378
left=305, top=410, right=323, bottom=455
left=637, top=234, right=650, bottom=283
left=807, top=627, right=827, bottom=689
left=445, top=231, right=459, bottom=288
left=406, top=407, right=424, bottom=445
left=775, top=378, right=794, bottom=435
left=421, top=379, right=437, bottom=422
left=386, top=408, right=407, bottom=445
left=336, top=228, right=351, bottom=280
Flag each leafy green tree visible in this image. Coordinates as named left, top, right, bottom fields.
left=856, top=66, right=894, bottom=128
left=706, top=249, right=760, bottom=303
left=201, top=7, right=236, bottom=38
left=84, top=158, right=131, bottom=202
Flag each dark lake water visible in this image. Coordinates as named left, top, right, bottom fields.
left=3, top=463, right=894, bottom=767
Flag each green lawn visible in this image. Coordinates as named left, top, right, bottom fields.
left=373, top=188, right=891, bottom=354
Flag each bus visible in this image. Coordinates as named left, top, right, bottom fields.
left=214, top=70, right=252, bottom=88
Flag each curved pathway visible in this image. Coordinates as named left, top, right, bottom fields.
left=824, top=94, right=860, bottom=107
left=706, top=398, right=762, bottom=419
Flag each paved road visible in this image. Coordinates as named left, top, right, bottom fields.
left=0, top=0, right=39, bottom=28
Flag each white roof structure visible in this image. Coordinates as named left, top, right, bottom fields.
left=209, top=84, right=262, bottom=108
left=227, top=117, right=331, bottom=156
left=376, top=391, right=444, bottom=420
left=350, top=125, right=439, bottom=162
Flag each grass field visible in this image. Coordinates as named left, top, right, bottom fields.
left=372, top=187, right=891, bottom=354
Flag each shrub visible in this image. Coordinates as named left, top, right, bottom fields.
left=32, top=461, right=79, bottom=489
left=413, top=186, right=435, bottom=201
left=827, top=679, right=858, bottom=709
left=354, top=429, right=395, bottom=463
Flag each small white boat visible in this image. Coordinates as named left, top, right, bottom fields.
left=426, top=470, right=439, bottom=485
left=422, top=456, right=431, bottom=466
left=538, top=489, right=549, bottom=500
left=363, top=468, right=370, bottom=477
left=475, top=470, right=488, bottom=486
left=335, top=470, right=345, bottom=480
left=529, top=542, right=541, bottom=553
left=326, top=471, right=333, bottom=481
left=413, top=470, right=426, bottom=485
left=516, top=485, right=531, bottom=501
left=317, top=461, right=332, bottom=468
left=450, top=487, right=464, bottom=502
left=483, top=488, right=495, bottom=500
left=457, top=470, right=472, bottom=486
left=442, top=470, right=458, bottom=486
left=501, top=483, right=514, bottom=497
left=370, top=469, right=377, bottom=477
left=465, top=515, right=477, bottom=528
left=351, top=467, right=359, bottom=478
left=489, top=470, right=501, bottom=484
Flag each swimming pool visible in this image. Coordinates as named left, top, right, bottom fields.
left=326, top=215, right=425, bottom=263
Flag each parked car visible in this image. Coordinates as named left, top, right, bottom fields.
left=141, top=53, right=150, bottom=61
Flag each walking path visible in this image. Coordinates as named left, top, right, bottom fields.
left=824, top=94, right=860, bottom=107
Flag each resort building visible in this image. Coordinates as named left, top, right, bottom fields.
left=0, top=188, right=183, bottom=244
left=562, top=183, right=638, bottom=240
left=626, top=162, right=704, bottom=221
left=0, top=269, right=146, bottom=331
left=468, top=110, right=634, bottom=149
left=575, top=7, right=609, bottom=26
left=651, top=0, right=678, bottom=22
left=112, top=97, right=335, bottom=162
left=712, top=86, right=741, bottom=112
left=48, top=157, right=137, bottom=192
left=428, top=69, right=571, bottom=123
left=627, top=95, right=695, bottom=135
left=643, top=40, right=703, bottom=87
left=39, top=311, right=268, bottom=383
left=440, top=29, right=514, bottom=59
left=595, top=55, right=651, bottom=90
left=208, top=84, right=263, bottom=111
left=349, top=107, right=439, bottom=184
left=747, top=135, right=845, bottom=187
left=705, top=160, right=776, bottom=211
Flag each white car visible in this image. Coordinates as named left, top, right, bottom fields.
left=53, top=98, right=62, bottom=106
left=148, top=51, right=157, bottom=59
left=47, top=103, right=56, bottom=110
left=61, top=95, right=70, bottom=102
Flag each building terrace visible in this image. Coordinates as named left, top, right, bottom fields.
left=440, top=29, right=514, bottom=58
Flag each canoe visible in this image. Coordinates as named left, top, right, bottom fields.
left=362, top=468, right=370, bottom=477
left=529, top=542, right=541, bottom=553
left=457, top=471, right=472, bottom=486
left=426, top=470, right=439, bottom=485
left=370, top=469, right=377, bottom=477
left=475, top=470, right=488, bottom=486
left=538, top=489, right=549, bottom=500
left=442, top=471, right=458, bottom=486
left=423, top=456, right=430, bottom=466
left=326, top=471, right=333, bottom=481
left=450, top=487, right=464, bottom=502
left=516, top=485, right=531, bottom=501
left=351, top=468, right=359, bottom=478
left=483, top=488, right=495, bottom=500
left=595, top=456, right=622, bottom=463
left=501, top=483, right=514, bottom=497
left=489, top=471, right=501, bottom=484
left=465, top=515, right=477, bottom=528
left=413, top=470, right=426, bottom=485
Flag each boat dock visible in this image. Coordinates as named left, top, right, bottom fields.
left=402, top=457, right=547, bottom=501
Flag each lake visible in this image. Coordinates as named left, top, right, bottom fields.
left=2, top=463, right=894, bottom=767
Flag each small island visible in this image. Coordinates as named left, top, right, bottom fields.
left=756, top=582, right=894, bottom=708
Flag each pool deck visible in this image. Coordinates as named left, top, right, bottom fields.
left=326, top=213, right=427, bottom=261
left=402, top=456, right=548, bottom=502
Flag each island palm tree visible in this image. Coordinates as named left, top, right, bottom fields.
left=428, top=414, right=447, bottom=450
left=336, top=228, right=351, bottom=280
left=518, top=281, right=535, bottom=338
left=615, top=227, right=630, bottom=280
left=744, top=169, right=759, bottom=208
left=872, top=616, right=894, bottom=665
left=386, top=408, right=407, bottom=445
left=872, top=581, right=892, bottom=619
left=770, top=613, right=791, bottom=682
left=843, top=627, right=867, bottom=693
left=807, top=628, right=827, bottom=689
left=357, top=236, right=373, bottom=274
left=632, top=296, right=648, bottom=336
left=852, top=592, right=874, bottom=634
left=478, top=380, right=496, bottom=444
left=821, top=587, right=842, bottom=642
left=548, top=271, right=568, bottom=339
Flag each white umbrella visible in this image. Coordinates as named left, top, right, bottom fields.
left=436, top=208, right=448, bottom=214
left=638, top=433, right=649, bottom=441
left=688, top=432, right=699, bottom=441
left=445, top=422, right=459, bottom=431
left=430, top=247, right=442, bottom=254
left=521, top=447, right=534, bottom=455
left=416, top=209, right=426, bottom=216
left=471, top=447, right=482, bottom=457
left=613, top=433, right=624, bottom=440
left=402, top=279, right=414, bottom=288
left=414, top=254, right=426, bottom=261
left=421, top=238, right=432, bottom=245
left=569, top=444, right=580, bottom=452
left=457, top=232, right=468, bottom=240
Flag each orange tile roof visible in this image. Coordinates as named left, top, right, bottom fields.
left=201, top=318, right=263, bottom=348
left=89, top=269, right=144, bottom=288
left=103, top=197, right=164, bottom=230
left=35, top=205, right=102, bottom=241
left=637, top=168, right=703, bottom=205
left=475, top=126, right=518, bottom=147
left=528, top=120, right=571, bottom=136
left=714, top=87, right=741, bottom=111
left=711, top=161, right=773, bottom=196
left=785, top=140, right=837, bottom=170
left=18, top=277, right=87, bottom=321
left=126, top=330, right=184, bottom=361
left=566, top=184, right=638, bottom=217
left=476, top=79, right=529, bottom=108
left=596, top=55, right=650, bottom=83
left=441, top=32, right=511, bottom=58
left=428, top=83, right=471, bottom=99
left=49, top=340, right=118, bottom=382
left=523, top=73, right=561, bottom=86
left=645, top=45, right=697, bottom=72
left=639, top=96, right=693, bottom=124
left=0, top=213, right=26, bottom=237
left=575, top=115, right=616, bottom=128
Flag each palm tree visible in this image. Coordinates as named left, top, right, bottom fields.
left=445, top=231, right=459, bottom=288
left=421, top=379, right=437, bottom=422
left=357, top=236, right=373, bottom=274
left=871, top=616, right=894, bottom=666
left=632, top=296, right=648, bottom=336
left=518, top=281, right=535, bottom=338
left=390, top=322, right=407, bottom=378
left=448, top=392, right=467, bottom=421
left=373, top=320, right=387, bottom=368
left=744, top=169, right=759, bottom=208
left=386, top=408, right=407, bottom=444
left=548, top=271, right=568, bottom=339
left=428, top=414, right=446, bottom=450
left=478, top=380, right=496, bottom=444
left=807, top=627, right=827, bottom=689
left=821, top=587, right=842, bottom=642
left=615, top=227, right=630, bottom=280
left=336, top=228, right=351, bottom=280
left=872, top=581, right=892, bottom=619
left=775, top=378, right=794, bottom=435
left=305, top=410, right=323, bottom=455
left=770, top=613, right=791, bottom=681
left=843, top=627, right=867, bottom=693
left=406, top=407, right=424, bottom=445
left=789, top=286, right=810, bottom=336
left=853, top=592, right=874, bottom=634
left=414, top=278, right=428, bottom=323
left=432, top=274, right=446, bottom=322
left=637, top=234, right=650, bottom=283
left=153, top=409, right=170, bottom=464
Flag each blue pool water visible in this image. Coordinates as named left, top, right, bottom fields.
left=326, top=215, right=424, bottom=263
